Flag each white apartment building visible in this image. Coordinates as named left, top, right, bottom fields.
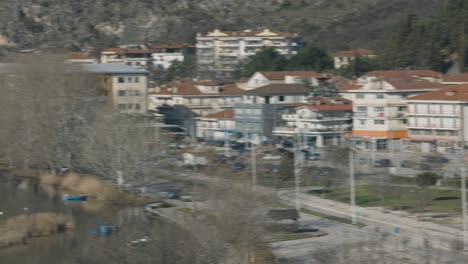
left=334, top=48, right=376, bottom=69
left=272, top=98, right=352, bottom=147
left=151, top=44, right=194, bottom=69
left=404, top=84, right=468, bottom=153
left=196, top=29, right=302, bottom=79
left=100, top=47, right=152, bottom=69
left=340, top=75, right=444, bottom=151
left=82, top=64, right=148, bottom=114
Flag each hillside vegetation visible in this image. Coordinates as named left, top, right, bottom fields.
left=0, top=0, right=443, bottom=53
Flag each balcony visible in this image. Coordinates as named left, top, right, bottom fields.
left=407, top=123, right=460, bottom=130
left=220, top=42, right=239, bottom=47
left=196, top=43, right=213, bottom=49
left=245, top=42, right=263, bottom=47
left=407, top=110, right=460, bottom=116
left=198, top=59, right=214, bottom=64
left=219, top=52, right=239, bottom=57
left=272, top=42, right=288, bottom=47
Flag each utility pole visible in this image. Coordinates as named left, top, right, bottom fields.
left=349, top=148, right=357, bottom=224
left=224, top=112, right=230, bottom=158
left=462, top=167, right=468, bottom=251
left=294, top=133, right=302, bottom=212
left=251, top=137, right=257, bottom=189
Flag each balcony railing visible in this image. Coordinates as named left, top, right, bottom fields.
left=407, top=110, right=459, bottom=115
left=408, top=123, right=460, bottom=129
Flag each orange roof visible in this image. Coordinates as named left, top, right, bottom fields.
left=366, top=70, right=442, bottom=79
left=151, top=44, right=194, bottom=49
left=443, top=73, right=468, bottom=82
left=374, top=75, right=445, bottom=90
left=67, top=52, right=97, bottom=60
left=205, top=109, right=234, bottom=119
left=219, top=84, right=245, bottom=95
left=407, top=84, right=468, bottom=101
left=335, top=48, right=376, bottom=57
left=101, top=48, right=151, bottom=54
left=259, top=71, right=332, bottom=80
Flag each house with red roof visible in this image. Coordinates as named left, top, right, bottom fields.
left=403, top=84, right=468, bottom=153
left=246, top=71, right=334, bottom=89
left=443, top=72, right=468, bottom=85
left=334, top=48, right=376, bottom=69
left=272, top=96, right=353, bottom=147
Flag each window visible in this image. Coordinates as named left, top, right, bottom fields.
left=135, top=104, right=141, bottom=110
left=398, top=119, right=407, bottom=124
left=424, top=130, right=432, bottom=135
left=398, top=106, right=407, bottom=111
left=356, top=94, right=364, bottom=99
left=436, top=130, right=446, bottom=136
left=134, top=77, right=139, bottom=82
left=136, top=62, right=141, bottom=66
left=359, top=120, right=366, bottom=125
left=411, top=130, right=421, bottom=135
left=373, top=107, right=384, bottom=112
left=118, top=104, right=126, bottom=110
left=374, top=120, right=385, bottom=125
left=118, top=90, right=125, bottom=96
left=127, top=77, right=133, bottom=83
left=448, top=131, right=456, bottom=136
left=127, top=104, right=133, bottom=110
left=118, top=77, right=125, bottom=83
left=279, top=95, right=285, bottom=102
left=126, top=62, right=132, bottom=66
left=376, top=94, right=384, bottom=99
left=134, top=90, right=141, bottom=96
left=357, top=106, right=367, bottom=112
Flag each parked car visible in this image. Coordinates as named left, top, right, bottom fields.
left=374, top=159, right=392, bottom=167
left=263, top=154, right=282, bottom=161
left=232, top=162, right=246, bottom=170
left=400, top=160, right=415, bottom=168
left=416, top=163, right=431, bottom=170
left=304, top=152, right=321, bottom=160
left=423, top=155, right=449, bottom=163
left=315, top=167, right=336, bottom=176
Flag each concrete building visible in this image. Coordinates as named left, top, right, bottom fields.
left=340, top=75, right=445, bottom=151
left=196, top=29, right=302, bottom=79
left=82, top=63, right=148, bottom=114
left=273, top=97, right=352, bottom=147
left=234, top=83, right=310, bottom=142
left=334, top=48, right=376, bottom=69
left=403, top=84, right=468, bottom=153
left=150, top=44, right=194, bottom=69
left=100, top=47, right=152, bottom=69
left=195, top=109, right=235, bottom=141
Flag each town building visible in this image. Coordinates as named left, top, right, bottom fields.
left=150, top=44, right=194, bottom=69
left=272, top=96, right=353, bottom=147
left=82, top=63, right=148, bottom=114
left=334, top=48, right=376, bottom=69
left=148, top=81, right=245, bottom=116
left=403, top=84, right=468, bottom=153
left=340, top=75, right=445, bottom=151
left=358, top=70, right=443, bottom=84
left=195, top=109, right=235, bottom=141
left=67, top=52, right=98, bottom=64
left=246, top=71, right=334, bottom=89
left=235, top=84, right=311, bottom=142
left=196, top=29, right=302, bottom=79
left=100, top=46, right=152, bottom=69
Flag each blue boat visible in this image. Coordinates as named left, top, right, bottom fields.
left=63, top=194, right=87, bottom=203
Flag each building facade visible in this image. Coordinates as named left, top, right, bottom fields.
left=100, top=47, right=152, bottom=69
left=334, top=48, right=376, bottom=69
left=151, top=44, right=195, bottom=69
left=196, top=29, right=302, bottom=79
left=195, top=109, right=235, bottom=141
left=404, top=85, right=468, bottom=153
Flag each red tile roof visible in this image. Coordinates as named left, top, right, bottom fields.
left=406, top=84, right=468, bottom=101
left=259, top=71, right=332, bottom=80
left=244, top=84, right=310, bottom=95
left=443, top=73, right=468, bottom=82
left=366, top=70, right=442, bottom=79
left=373, top=75, right=445, bottom=90
left=335, top=48, right=376, bottom=57
left=219, top=84, right=245, bottom=95
left=67, top=52, right=97, bottom=60
left=205, top=109, right=234, bottom=119
left=151, top=44, right=194, bottom=49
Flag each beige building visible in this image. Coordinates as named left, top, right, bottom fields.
left=334, top=48, right=376, bottom=69
left=340, top=75, right=444, bottom=151
left=196, top=29, right=302, bottom=79
left=83, top=64, right=148, bottom=114
left=404, top=84, right=468, bottom=153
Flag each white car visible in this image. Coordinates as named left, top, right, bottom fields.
left=262, top=154, right=282, bottom=161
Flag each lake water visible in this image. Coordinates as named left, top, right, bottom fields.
left=0, top=175, right=153, bottom=264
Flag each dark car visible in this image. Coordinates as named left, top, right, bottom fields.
left=315, top=167, right=336, bottom=176
left=423, top=155, right=449, bottom=163
left=417, top=163, right=431, bottom=170
left=374, top=159, right=392, bottom=167
left=232, top=162, right=246, bottom=170
left=400, top=160, right=415, bottom=168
